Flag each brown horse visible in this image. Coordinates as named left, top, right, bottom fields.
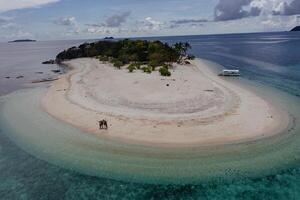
left=103, top=120, right=108, bottom=130
left=98, top=120, right=103, bottom=129
left=99, top=120, right=108, bottom=130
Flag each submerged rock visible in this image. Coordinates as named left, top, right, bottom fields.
left=31, top=78, right=58, bottom=83
left=51, top=70, right=61, bottom=74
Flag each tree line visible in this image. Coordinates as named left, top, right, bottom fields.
left=56, top=39, right=194, bottom=76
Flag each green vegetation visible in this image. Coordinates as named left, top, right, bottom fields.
left=98, top=55, right=109, bottom=62
left=142, top=66, right=152, bottom=74
left=148, top=60, right=160, bottom=71
left=187, top=54, right=195, bottom=60
left=127, top=64, right=136, bottom=72
left=174, top=42, right=191, bottom=63
left=159, top=65, right=171, bottom=77
left=134, top=62, right=142, bottom=69
left=56, top=39, right=194, bottom=76
left=113, top=60, right=123, bottom=69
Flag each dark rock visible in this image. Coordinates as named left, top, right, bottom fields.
left=290, top=26, right=300, bottom=31
left=16, top=76, right=24, bottom=79
left=42, top=59, right=56, bottom=64
left=51, top=70, right=61, bottom=73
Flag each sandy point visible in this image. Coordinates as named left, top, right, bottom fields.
left=41, top=58, right=290, bottom=147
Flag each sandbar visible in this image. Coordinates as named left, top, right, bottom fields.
left=41, top=58, right=290, bottom=146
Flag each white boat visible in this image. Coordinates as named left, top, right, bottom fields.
left=219, top=69, right=240, bottom=76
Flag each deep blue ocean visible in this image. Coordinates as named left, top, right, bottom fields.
left=0, top=32, right=300, bottom=199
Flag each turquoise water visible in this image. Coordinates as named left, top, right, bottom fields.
left=0, top=32, right=300, bottom=199
left=1, top=85, right=300, bottom=198
left=0, top=84, right=299, bottom=184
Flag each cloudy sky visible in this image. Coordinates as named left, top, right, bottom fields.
left=0, top=0, right=300, bottom=41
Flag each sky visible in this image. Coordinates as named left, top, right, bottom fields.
left=0, top=0, right=300, bottom=41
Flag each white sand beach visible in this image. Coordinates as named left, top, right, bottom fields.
left=41, top=58, right=290, bottom=146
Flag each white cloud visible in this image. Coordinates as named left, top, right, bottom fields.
left=54, top=16, right=81, bottom=35
left=0, top=16, right=17, bottom=30
left=0, top=19, right=33, bottom=40
left=250, top=0, right=286, bottom=15
left=261, top=15, right=296, bottom=30
left=0, top=16, right=11, bottom=24
left=85, top=17, right=167, bottom=36
left=247, top=0, right=300, bottom=16
left=85, top=26, right=120, bottom=35
left=214, top=0, right=300, bottom=21
left=105, top=11, right=131, bottom=27
left=55, top=16, right=77, bottom=26
left=85, top=11, right=131, bottom=29
left=0, top=0, right=60, bottom=13
left=138, top=17, right=165, bottom=32
left=83, top=11, right=132, bottom=36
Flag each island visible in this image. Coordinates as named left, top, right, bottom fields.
left=104, top=37, right=114, bottom=40
left=41, top=39, right=289, bottom=146
left=56, top=39, right=194, bottom=76
left=9, top=39, right=36, bottom=43
left=290, top=26, right=300, bottom=32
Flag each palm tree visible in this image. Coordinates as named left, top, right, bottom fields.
left=183, top=42, right=191, bottom=56
left=174, top=42, right=191, bottom=62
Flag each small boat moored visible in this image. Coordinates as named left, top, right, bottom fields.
left=219, top=69, right=240, bottom=76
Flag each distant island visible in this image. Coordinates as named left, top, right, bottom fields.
left=104, top=37, right=114, bottom=40
left=9, top=39, right=36, bottom=43
left=290, top=26, right=300, bottom=32
left=56, top=39, right=195, bottom=76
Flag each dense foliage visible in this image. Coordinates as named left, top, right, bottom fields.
left=56, top=39, right=193, bottom=76
left=159, top=65, right=171, bottom=77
